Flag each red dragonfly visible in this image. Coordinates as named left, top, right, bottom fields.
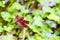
left=15, top=15, right=29, bottom=29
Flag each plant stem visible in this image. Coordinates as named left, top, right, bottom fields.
left=22, top=28, right=26, bottom=40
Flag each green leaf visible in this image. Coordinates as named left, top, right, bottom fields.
left=21, top=9, right=29, bottom=14
left=12, top=2, right=21, bottom=9
left=28, top=24, right=40, bottom=32
left=4, top=24, right=15, bottom=32
left=0, top=26, right=4, bottom=32
left=7, top=2, right=21, bottom=12
left=41, top=24, right=52, bottom=33
left=43, top=13, right=50, bottom=18
left=28, top=36, right=35, bottom=40
left=32, top=10, right=42, bottom=16
left=37, top=0, right=47, bottom=4
left=1, top=12, right=11, bottom=22
left=0, top=1, right=5, bottom=7
left=55, top=9, right=60, bottom=16
left=55, top=0, right=60, bottom=4
left=33, top=16, right=44, bottom=27
left=34, top=34, right=42, bottom=40
left=25, top=15, right=33, bottom=23
left=2, top=34, right=15, bottom=40
left=48, top=36, right=60, bottom=40
left=42, top=6, right=52, bottom=13
left=47, top=13, right=60, bottom=24
left=28, top=34, right=44, bottom=40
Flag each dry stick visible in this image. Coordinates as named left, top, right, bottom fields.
left=22, top=28, right=26, bottom=40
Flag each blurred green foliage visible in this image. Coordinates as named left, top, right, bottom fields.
left=0, top=0, right=60, bottom=40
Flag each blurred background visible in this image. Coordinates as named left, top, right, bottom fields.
left=0, top=0, right=60, bottom=40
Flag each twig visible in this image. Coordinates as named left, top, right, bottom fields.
left=22, top=28, right=26, bottom=40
